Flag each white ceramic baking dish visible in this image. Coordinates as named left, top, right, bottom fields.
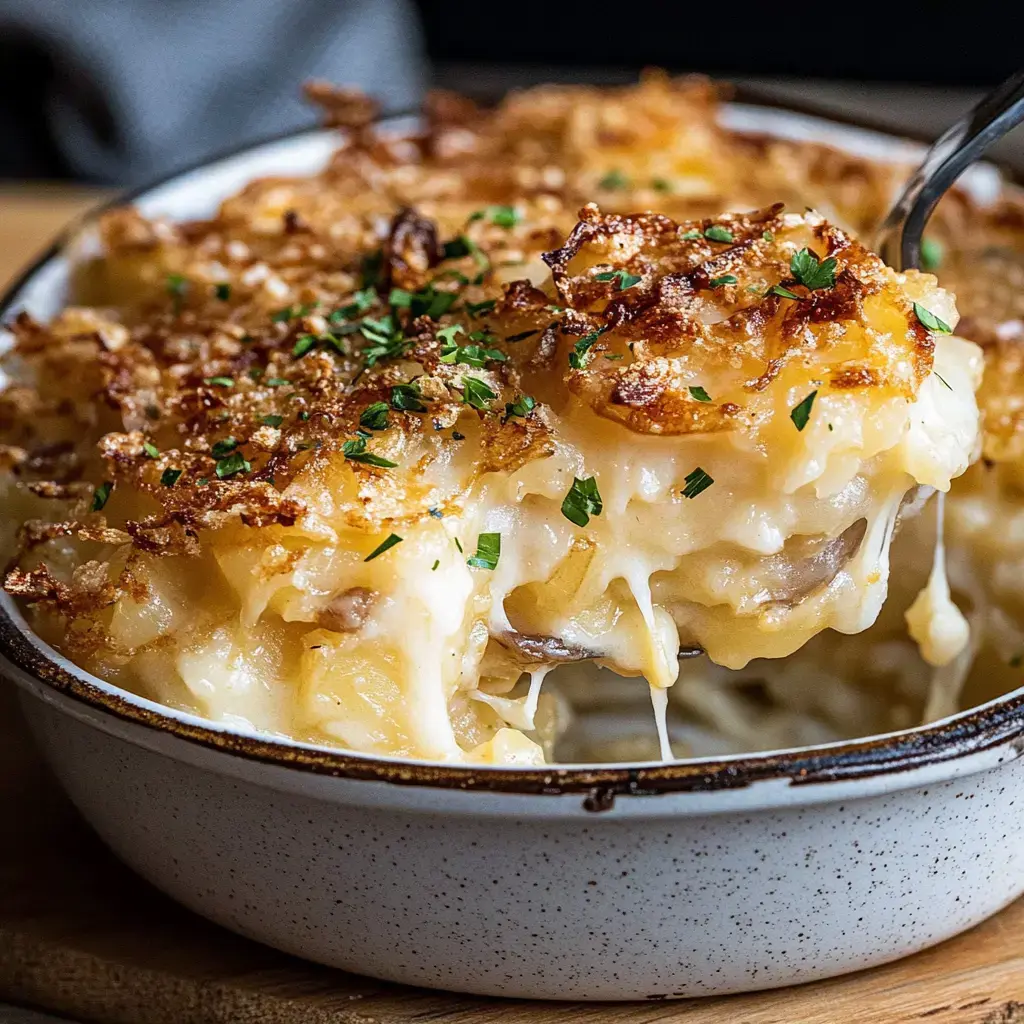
left=2, top=103, right=1022, bottom=1002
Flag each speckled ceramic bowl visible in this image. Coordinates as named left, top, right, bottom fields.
left=2, top=105, right=1023, bottom=1002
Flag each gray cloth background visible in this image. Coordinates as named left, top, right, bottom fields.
left=0, top=0, right=426, bottom=185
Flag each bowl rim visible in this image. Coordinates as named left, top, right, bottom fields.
left=3, top=98, right=1024, bottom=798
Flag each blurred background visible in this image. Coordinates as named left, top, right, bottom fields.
left=0, top=0, right=1020, bottom=186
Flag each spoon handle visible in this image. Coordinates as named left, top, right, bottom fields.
left=877, top=68, right=1024, bottom=272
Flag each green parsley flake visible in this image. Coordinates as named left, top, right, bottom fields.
left=166, top=273, right=188, bottom=314
left=161, top=468, right=183, bottom=487
left=441, top=341, right=506, bottom=368
left=467, top=532, right=501, bottom=570
left=770, top=284, right=802, bottom=300
left=343, top=436, right=398, bottom=468
left=465, top=299, right=497, bottom=318
left=215, top=451, right=251, bottom=478
left=704, top=225, right=734, bottom=243
left=470, top=205, right=520, bottom=228
left=913, top=303, right=952, bottom=334
left=681, top=467, right=714, bottom=499
left=272, top=303, right=314, bottom=323
left=298, top=410, right=310, bottom=421
left=454, top=537, right=464, bottom=553
left=934, top=372, right=953, bottom=391
left=261, top=414, right=284, bottom=427
left=790, top=248, right=837, bottom=290
left=437, top=324, right=465, bottom=345
left=211, top=437, right=238, bottom=458
left=359, top=402, right=390, bottom=430
left=390, top=382, right=428, bottom=412
left=920, top=237, right=943, bottom=272
left=504, top=394, right=536, bottom=420
left=142, top=441, right=159, bottom=458
left=569, top=329, right=605, bottom=370
left=329, top=288, right=376, bottom=323
left=762, top=230, right=774, bottom=242
left=598, top=169, right=630, bottom=190
left=709, top=274, right=737, bottom=287
left=431, top=559, right=440, bottom=571
left=688, top=385, right=712, bottom=402
left=90, top=481, right=113, bottom=512
left=265, top=377, right=291, bottom=387
left=364, top=533, right=402, bottom=562
left=214, top=283, right=231, bottom=301
left=790, top=390, right=818, bottom=431
left=461, top=376, right=497, bottom=410
left=594, top=269, right=642, bottom=291
left=652, top=177, right=673, bottom=193
left=561, top=476, right=603, bottom=527
left=680, top=229, right=702, bottom=241
left=204, top=376, right=234, bottom=387
left=388, top=288, right=413, bottom=308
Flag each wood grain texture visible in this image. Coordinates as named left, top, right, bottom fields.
left=3, top=191, right=1024, bottom=1024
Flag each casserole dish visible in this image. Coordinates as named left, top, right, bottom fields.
left=2, top=100, right=1022, bottom=1001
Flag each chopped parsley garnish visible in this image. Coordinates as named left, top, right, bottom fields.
left=681, top=467, right=714, bottom=499
left=454, top=537, right=464, bottom=553
left=790, top=390, right=818, bottom=431
left=142, top=441, right=159, bottom=458
left=680, top=229, right=702, bottom=240
left=360, top=249, right=384, bottom=289
left=211, top=437, right=238, bottom=458
left=709, top=274, right=737, bottom=287
left=272, top=303, right=314, bottom=323
left=461, top=376, right=497, bottom=410
left=704, top=225, right=735, bottom=243
left=161, top=468, right=182, bottom=487
left=248, top=368, right=263, bottom=381
left=437, top=324, right=464, bottom=345
left=428, top=507, right=444, bottom=519
left=466, top=299, right=497, bottom=318
left=388, top=288, right=413, bottom=308
left=204, top=375, right=234, bottom=387
left=343, top=436, right=398, bottom=468
left=934, top=372, right=953, bottom=391
left=90, top=481, right=113, bottom=512
left=441, top=339, right=506, bottom=367
left=265, top=377, right=291, bottom=387
left=762, top=230, right=774, bottom=242
left=469, top=205, right=521, bottom=228
left=442, top=235, right=473, bottom=259
left=561, top=476, right=603, bottom=527
left=329, top=288, right=376, bottom=323
left=215, top=451, right=251, bottom=478
left=920, top=237, right=943, bottom=272
left=364, top=533, right=402, bottom=562
left=431, top=559, right=440, bottom=571
left=261, top=414, right=284, bottom=427
left=452, top=430, right=466, bottom=440
left=594, top=269, right=642, bottom=291
left=598, top=169, right=629, bottom=190
left=197, top=477, right=209, bottom=486
left=913, top=303, right=952, bottom=334
left=504, top=394, right=536, bottom=421
left=298, top=410, right=310, bottom=421
left=166, top=273, right=188, bottom=314
left=360, top=402, right=390, bottom=430
left=408, top=285, right=457, bottom=319
left=569, top=328, right=605, bottom=370
left=688, top=386, right=712, bottom=403
left=505, top=329, right=539, bottom=343
left=790, top=248, right=837, bottom=290
left=770, top=284, right=802, bottom=300
left=390, top=382, right=428, bottom=412
left=214, top=283, right=231, bottom=301
left=361, top=315, right=408, bottom=366
left=651, top=177, right=673, bottom=192
left=467, top=532, right=501, bottom=570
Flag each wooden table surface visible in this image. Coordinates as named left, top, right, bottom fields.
left=3, top=189, right=1024, bottom=1024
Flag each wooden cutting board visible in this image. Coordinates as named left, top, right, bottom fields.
left=3, top=190, right=1024, bottom=1024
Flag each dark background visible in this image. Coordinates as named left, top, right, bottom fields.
left=415, top=2, right=1016, bottom=91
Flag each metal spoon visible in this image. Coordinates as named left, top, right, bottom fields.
left=877, top=68, right=1024, bottom=271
